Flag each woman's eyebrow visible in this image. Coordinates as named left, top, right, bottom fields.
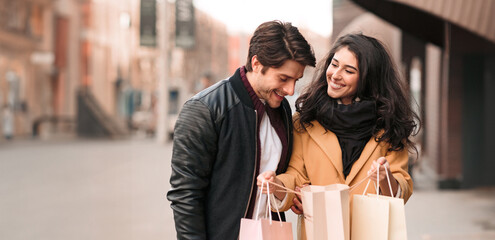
left=332, top=58, right=358, bottom=71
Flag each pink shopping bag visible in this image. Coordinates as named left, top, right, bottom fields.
left=239, top=181, right=293, bottom=240
left=239, top=218, right=293, bottom=240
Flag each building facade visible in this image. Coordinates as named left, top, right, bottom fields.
left=0, top=0, right=231, bottom=140
left=0, top=0, right=56, bottom=139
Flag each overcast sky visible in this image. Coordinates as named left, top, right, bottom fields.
left=193, top=0, right=333, bottom=37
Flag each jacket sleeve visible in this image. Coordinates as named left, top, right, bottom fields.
left=276, top=128, right=311, bottom=211
left=166, top=99, right=217, bottom=239
left=384, top=146, right=413, bottom=203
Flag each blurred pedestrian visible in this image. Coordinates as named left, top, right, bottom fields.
left=194, top=72, right=214, bottom=93
left=167, top=20, right=316, bottom=239
left=258, top=33, right=420, bottom=239
left=2, top=105, right=14, bottom=140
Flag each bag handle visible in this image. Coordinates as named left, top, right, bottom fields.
left=361, top=165, right=380, bottom=196
left=267, top=181, right=302, bottom=196
left=358, top=163, right=394, bottom=197
left=349, top=168, right=375, bottom=192
left=255, top=181, right=265, bottom=221
left=266, top=182, right=283, bottom=225
left=267, top=181, right=314, bottom=221
left=255, top=181, right=283, bottom=226
left=384, top=164, right=394, bottom=196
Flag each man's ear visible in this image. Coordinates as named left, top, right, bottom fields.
left=251, top=55, right=263, bottom=73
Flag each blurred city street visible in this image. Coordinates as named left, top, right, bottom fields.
left=0, top=138, right=174, bottom=240
left=1, top=0, right=495, bottom=239
left=1, top=138, right=494, bottom=240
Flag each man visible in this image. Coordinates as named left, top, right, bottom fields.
left=167, top=20, right=316, bottom=239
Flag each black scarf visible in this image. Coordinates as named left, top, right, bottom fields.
left=319, top=100, right=376, bottom=178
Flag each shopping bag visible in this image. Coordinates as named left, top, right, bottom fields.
left=351, top=166, right=408, bottom=240
left=301, top=184, right=350, bottom=240
left=239, top=181, right=293, bottom=240
left=239, top=218, right=293, bottom=240
left=351, top=194, right=390, bottom=240
left=375, top=194, right=407, bottom=240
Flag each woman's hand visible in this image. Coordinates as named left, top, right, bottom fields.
left=290, top=185, right=306, bottom=215
left=367, top=157, right=399, bottom=197
left=257, top=171, right=286, bottom=200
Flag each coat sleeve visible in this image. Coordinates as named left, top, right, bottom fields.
left=166, top=99, right=218, bottom=239
left=384, top=146, right=413, bottom=203
left=276, top=128, right=311, bottom=211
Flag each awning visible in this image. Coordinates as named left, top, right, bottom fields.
left=351, top=0, right=495, bottom=47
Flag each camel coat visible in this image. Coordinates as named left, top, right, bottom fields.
left=276, top=120, right=413, bottom=239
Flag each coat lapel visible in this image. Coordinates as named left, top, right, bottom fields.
left=307, top=122, right=346, bottom=181
left=344, top=137, right=379, bottom=185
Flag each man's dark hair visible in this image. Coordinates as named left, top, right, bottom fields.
left=245, top=20, right=316, bottom=73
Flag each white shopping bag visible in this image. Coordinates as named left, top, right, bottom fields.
left=301, top=184, right=350, bottom=240
left=351, top=166, right=407, bottom=240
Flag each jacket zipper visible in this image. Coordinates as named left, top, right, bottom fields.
left=243, top=109, right=258, bottom=218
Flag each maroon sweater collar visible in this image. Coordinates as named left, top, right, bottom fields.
left=240, top=66, right=265, bottom=114
left=240, top=66, right=289, bottom=219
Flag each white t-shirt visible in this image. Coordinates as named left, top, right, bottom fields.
left=252, top=110, right=282, bottom=220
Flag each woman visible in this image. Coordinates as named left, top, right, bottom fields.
left=258, top=33, right=420, bottom=238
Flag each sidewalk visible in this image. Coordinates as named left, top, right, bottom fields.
left=0, top=138, right=175, bottom=240
left=0, top=138, right=494, bottom=240
left=406, top=188, right=495, bottom=240
left=404, top=161, right=495, bottom=240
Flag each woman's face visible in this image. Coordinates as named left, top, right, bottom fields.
left=326, top=47, right=360, bottom=105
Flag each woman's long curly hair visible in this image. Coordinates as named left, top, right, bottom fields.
left=295, top=33, right=420, bottom=153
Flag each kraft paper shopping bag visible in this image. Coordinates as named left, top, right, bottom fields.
left=239, top=181, right=293, bottom=240
left=301, top=184, right=350, bottom=240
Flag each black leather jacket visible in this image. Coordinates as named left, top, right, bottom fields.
left=167, top=68, right=294, bottom=239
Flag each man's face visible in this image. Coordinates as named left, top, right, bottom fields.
left=250, top=57, right=305, bottom=108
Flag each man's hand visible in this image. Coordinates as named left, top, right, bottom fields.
left=257, top=171, right=277, bottom=193
left=257, top=171, right=287, bottom=200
